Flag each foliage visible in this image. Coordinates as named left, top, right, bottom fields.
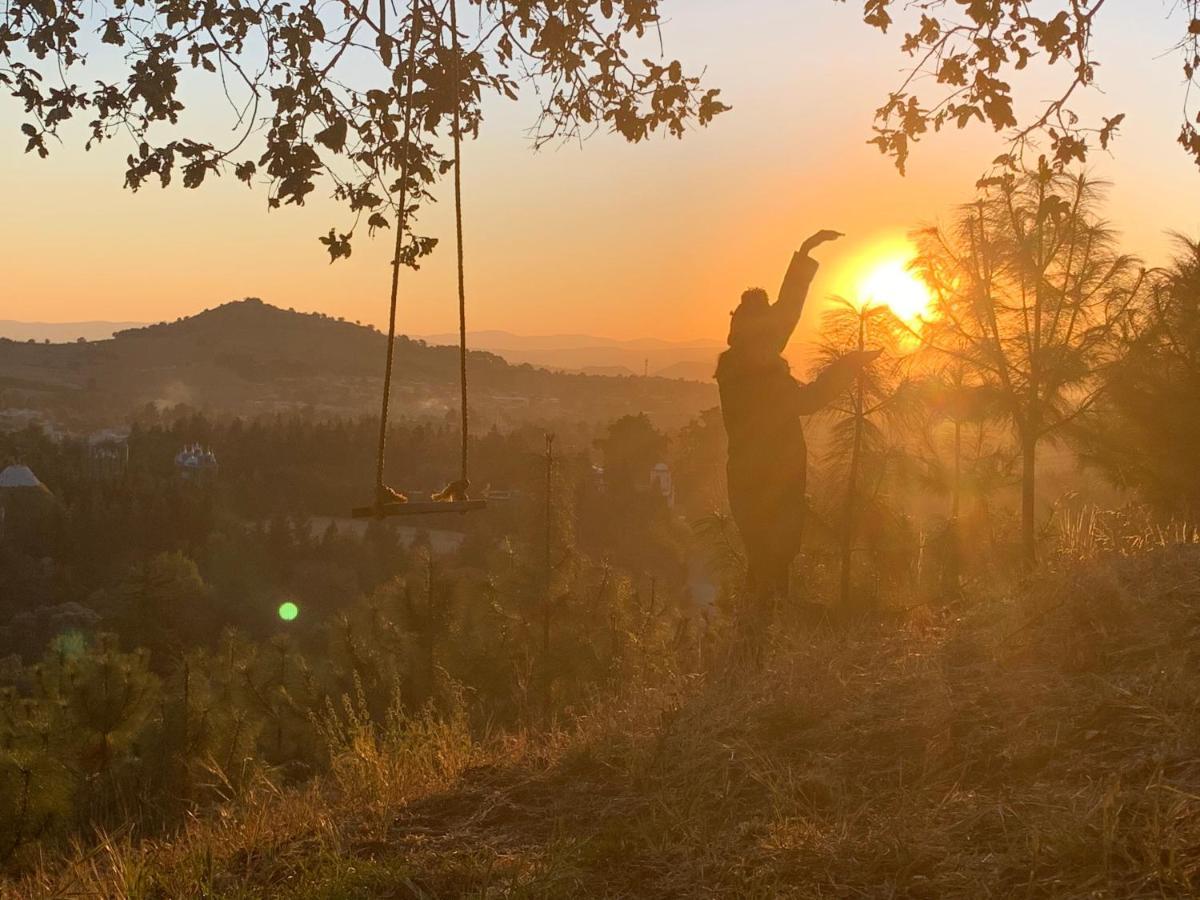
left=0, top=520, right=691, bottom=867
left=669, top=406, right=725, bottom=519
left=585, top=414, right=686, bottom=598
left=905, top=362, right=1010, bottom=518
left=812, top=298, right=914, bottom=605
left=844, top=0, right=1200, bottom=172
left=14, top=548, right=1200, bottom=897
left=0, top=0, right=727, bottom=260
left=912, top=164, right=1149, bottom=563
left=95, top=552, right=216, bottom=668
left=593, top=412, right=666, bottom=495
left=1075, top=236, right=1200, bottom=517
left=0, top=405, right=702, bottom=866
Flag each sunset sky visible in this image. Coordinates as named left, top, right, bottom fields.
left=2, top=1, right=1198, bottom=342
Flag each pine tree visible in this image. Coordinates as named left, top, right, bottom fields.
left=814, top=299, right=913, bottom=608
left=914, top=166, right=1149, bottom=566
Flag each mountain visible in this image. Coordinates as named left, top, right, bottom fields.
left=418, top=329, right=723, bottom=378
left=0, top=320, right=146, bottom=343
left=654, top=360, right=716, bottom=382
left=0, top=299, right=717, bottom=430
left=418, top=330, right=721, bottom=352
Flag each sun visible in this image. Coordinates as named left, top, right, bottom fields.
left=858, top=257, right=933, bottom=323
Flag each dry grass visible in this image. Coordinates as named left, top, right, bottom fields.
left=1052, top=502, right=1199, bottom=560
left=11, top=547, right=1200, bottom=898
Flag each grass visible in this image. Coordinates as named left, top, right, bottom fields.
left=11, top=546, right=1200, bottom=898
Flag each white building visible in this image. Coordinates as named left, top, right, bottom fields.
left=0, top=464, right=47, bottom=490
left=175, top=444, right=219, bottom=479
left=650, top=462, right=675, bottom=507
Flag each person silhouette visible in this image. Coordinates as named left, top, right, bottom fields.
left=716, top=230, right=879, bottom=613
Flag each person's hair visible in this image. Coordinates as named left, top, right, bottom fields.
left=740, top=287, right=769, bottom=309
left=728, top=287, right=772, bottom=347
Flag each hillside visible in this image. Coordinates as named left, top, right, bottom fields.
left=0, top=320, right=145, bottom=343
left=654, top=359, right=718, bottom=382
left=418, top=330, right=723, bottom=351
left=0, top=299, right=717, bottom=430
left=419, top=329, right=723, bottom=380
left=12, top=548, right=1200, bottom=898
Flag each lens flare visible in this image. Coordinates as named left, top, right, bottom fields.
left=278, top=601, right=299, bottom=622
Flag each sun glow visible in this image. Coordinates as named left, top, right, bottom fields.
left=827, top=237, right=937, bottom=330
left=858, top=257, right=933, bottom=323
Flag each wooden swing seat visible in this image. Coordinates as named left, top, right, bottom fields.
left=351, top=499, right=487, bottom=519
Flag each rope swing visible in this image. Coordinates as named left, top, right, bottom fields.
left=353, top=0, right=486, bottom=519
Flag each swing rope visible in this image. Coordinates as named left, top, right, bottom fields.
left=450, top=0, right=469, bottom=486
left=371, top=0, right=474, bottom=509
left=374, top=4, right=424, bottom=503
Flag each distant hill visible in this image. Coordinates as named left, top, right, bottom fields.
left=419, top=330, right=721, bottom=352
left=0, top=320, right=146, bottom=343
left=419, top=329, right=723, bottom=377
left=0, top=299, right=717, bottom=430
left=654, top=360, right=716, bottom=382
left=580, top=365, right=639, bottom=378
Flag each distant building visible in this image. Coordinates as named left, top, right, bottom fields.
left=0, top=464, right=53, bottom=541
left=87, top=429, right=129, bottom=479
left=0, top=464, right=48, bottom=491
left=650, top=462, right=675, bottom=507
left=175, top=444, right=219, bottom=480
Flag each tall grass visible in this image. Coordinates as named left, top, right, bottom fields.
left=313, top=673, right=479, bottom=823
left=1052, top=501, right=1199, bottom=560
left=11, top=542, right=1200, bottom=897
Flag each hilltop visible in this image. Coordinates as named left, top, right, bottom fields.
left=0, top=299, right=717, bottom=430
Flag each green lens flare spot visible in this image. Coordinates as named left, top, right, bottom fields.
left=278, top=601, right=299, bottom=622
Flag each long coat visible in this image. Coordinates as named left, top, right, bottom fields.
left=716, top=251, right=860, bottom=595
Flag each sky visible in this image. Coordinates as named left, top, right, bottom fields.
left=1, top=1, right=1198, bottom=342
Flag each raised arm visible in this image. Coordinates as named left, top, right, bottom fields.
left=767, top=229, right=844, bottom=354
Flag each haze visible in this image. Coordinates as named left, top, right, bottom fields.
left=1, top=2, right=1197, bottom=343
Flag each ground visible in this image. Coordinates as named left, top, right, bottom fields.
left=12, top=548, right=1200, bottom=899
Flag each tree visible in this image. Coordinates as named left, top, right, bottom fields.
left=813, top=298, right=910, bottom=607
left=908, top=360, right=1009, bottom=524
left=670, top=406, right=726, bottom=518
left=912, top=165, right=1149, bottom=566
left=845, top=0, right=1200, bottom=172
left=33, top=634, right=160, bottom=825
left=101, top=552, right=217, bottom=668
left=1, top=0, right=727, bottom=262
left=1075, top=235, right=1200, bottom=517
left=904, top=363, right=1014, bottom=594
left=594, top=413, right=666, bottom=495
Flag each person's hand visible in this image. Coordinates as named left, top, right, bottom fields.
left=800, top=229, right=845, bottom=255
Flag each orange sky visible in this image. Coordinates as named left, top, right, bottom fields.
left=2, top=2, right=1198, bottom=342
